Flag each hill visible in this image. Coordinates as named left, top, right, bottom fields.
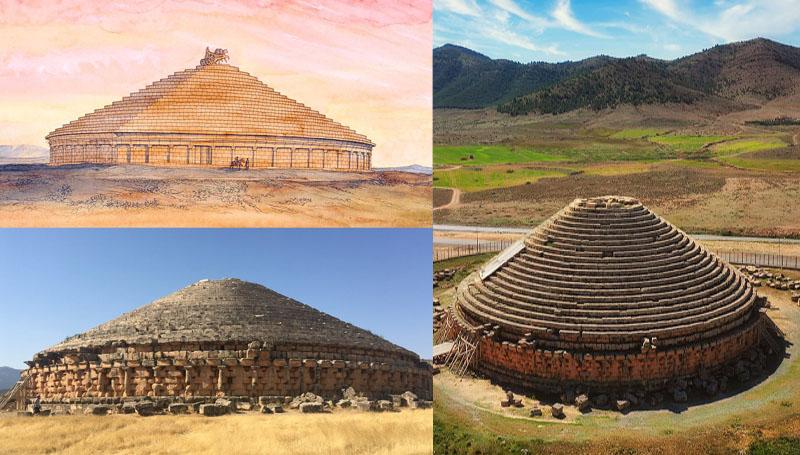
left=0, top=144, right=48, bottom=164
left=433, top=38, right=800, bottom=115
left=0, top=366, right=21, bottom=390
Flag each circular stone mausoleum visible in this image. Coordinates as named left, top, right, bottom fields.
left=23, top=279, right=430, bottom=403
left=47, top=48, right=374, bottom=171
left=437, top=196, right=784, bottom=397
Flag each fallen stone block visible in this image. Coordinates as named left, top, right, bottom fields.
left=551, top=403, right=565, bottom=419
left=121, top=403, right=137, bottom=414
left=356, top=400, right=375, bottom=412
left=215, top=398, right=236, bottom=413
left=199, top=403, right=228, bottom=417
left=530, top=407, right=543, bottom=417
left=377, top=400, right=394, bottom=412
left=134, top=402, right=155, bottom=417
left=337, top=399, right=352, bottom=408
left=575, top=394, right=591, bottom=412
left=299, top=402, right=324, bottom=413
left=615, top=400, right=630, bottom=413
left=168, top=403, right=188, bottom=415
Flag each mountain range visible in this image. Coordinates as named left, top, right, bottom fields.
left=0, top=366, right=22, bottom=391
left=433, top=38, right=800, bottom=116
left=0, top=144, right=49, bottom=164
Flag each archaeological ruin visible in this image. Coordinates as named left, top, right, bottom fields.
left=21, top=278, right=431, bottom=406
left=436, top=196, right=784, bottom=403
left=47, top=48, right=374, bottom=171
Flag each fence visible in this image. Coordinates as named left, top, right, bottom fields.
left=433, top=240, right=513, bottom=262
left=719, top=251, right=800, bottom=270
left=434, top=244, right=800, bottom=271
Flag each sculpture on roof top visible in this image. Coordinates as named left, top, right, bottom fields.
left=200, top=47, right=229, bottom=66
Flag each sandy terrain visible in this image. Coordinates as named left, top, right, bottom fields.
left=0, top=165, right=431, bottom=227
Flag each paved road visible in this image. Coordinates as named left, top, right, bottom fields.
left=434, top=224, right=800, bottom=244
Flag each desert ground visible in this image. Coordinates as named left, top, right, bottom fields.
left=0, top=164, right=431, bottom=227
left=0, top=409, right=432, bottom=454
left=433, top=108, right=800, bottom=237
left=432, top=254, right=800, bottom=454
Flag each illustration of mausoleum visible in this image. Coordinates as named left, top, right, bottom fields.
left=47, top=48, right=374, bottom=171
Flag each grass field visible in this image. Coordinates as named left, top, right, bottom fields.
left=608, top=128, right=669, bottom=139
left=434, top=166, right=567, bottom=192
left=719, top=157, right=800, bottom=172
left=433, top=145, right=568, bottom=166
left=648, top=134, right=732, bottom=153
left=712, top=137, right=787, bottom=156
left=0, top=410, right=433, bottom=454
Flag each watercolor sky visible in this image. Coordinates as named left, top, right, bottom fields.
left=0, top=0, right=432, bottom=167
left=435, top=0, right=800, bottom=62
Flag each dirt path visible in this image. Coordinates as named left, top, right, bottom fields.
left=434, top=187, right=461, bottom=211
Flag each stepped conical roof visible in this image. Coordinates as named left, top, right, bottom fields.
left=455, top=196, right=759, bottom=351
left=46, top=58, right=373, bottom=146
left=48, top=278, right=407, bottom=355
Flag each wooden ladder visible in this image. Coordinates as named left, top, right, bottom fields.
left=444, top=331, right=480, bottom=376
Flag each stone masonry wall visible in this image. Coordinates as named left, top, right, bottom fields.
left=442, top=309, right=767, bottom=393
left=25, top=345, right=431, bottom=401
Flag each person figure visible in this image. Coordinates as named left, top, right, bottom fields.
left=234, top=156, right=239, bottom=170
left=245, top=158, right=249, bottom=170
left=33, top=395, right=41, bottom=415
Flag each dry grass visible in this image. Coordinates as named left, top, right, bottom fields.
left=0, top=410, right=433, bottom=455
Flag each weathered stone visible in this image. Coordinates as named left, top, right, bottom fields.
left=121, top=403, right=137, bottom=414
left=168, top=403, right=188, bottom=414
left=22, top=279, right=432, bottom=405
left=377, top=400, right=394, bottom=411
left=199, top=403, right=228, bottom=417
left=336, top=399, right=352, bottom=408
left=615, top=400, right=630, bottom=413
left=356, top=400, right=375, bottom=412
left=134, top=402, right=155, bottom=417
left=530, top=407, right=543, bottom=417
left=299, top=402, right=324, bottom=413
left=575, top=394, right=590, bottom=412
left=89, top=405, right=110, bottom=415
left=551, top=403, right=565, bottom=419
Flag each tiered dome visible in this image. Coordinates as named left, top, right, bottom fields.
left=455, top=196, right=759, bottom=351
left=46, top=63, right=372, bottom=146
left=47, top=278, right=408, bottom=356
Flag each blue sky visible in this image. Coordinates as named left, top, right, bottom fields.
left=435, top=0, right=800, bottom=62
left=0, top=229, right=432, bottom=369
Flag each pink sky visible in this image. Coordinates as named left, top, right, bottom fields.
left=0, top=0, right=432, bottom=166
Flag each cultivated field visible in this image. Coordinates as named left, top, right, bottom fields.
left=0, top=164, right=431, bottom=227
left=432, top=255, right=800, bottom=454
left=433, top=108, right=800, bottom=236
left=0, top=409, right=433, bottom=455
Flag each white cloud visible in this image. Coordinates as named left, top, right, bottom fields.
left=640, top=0, right=682, bottom=21
left=664, top=43, right=681, bottom=52
left=552, top=0, right=607, bottom=38
left=641, top=0, right=800, bottom=42
left=488, top=0, right=548, bottom=27
left=435, top=0, right=482, bottom=17
left=484, top=27, right=566, bottom=56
